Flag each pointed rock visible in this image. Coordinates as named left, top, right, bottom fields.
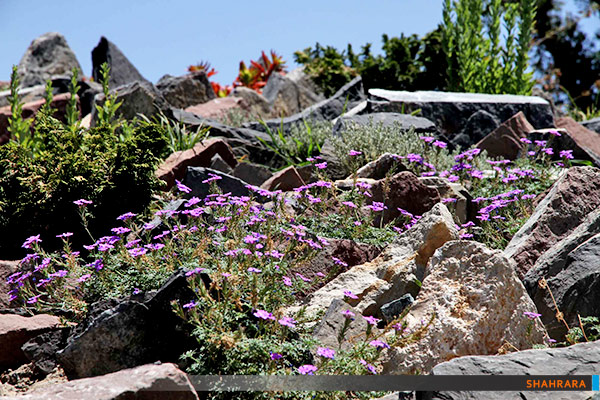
left=91, top=37, right=149, bottom=88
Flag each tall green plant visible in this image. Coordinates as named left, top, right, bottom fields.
left=443, top=0, right=537, bottom=94
left=7, top=65, right=32, bottom=148
left=95, top=62, right=122, bottom=131
left=66, top=67, right=80, bottom=132
left=39, top=79, right=55, bottom=117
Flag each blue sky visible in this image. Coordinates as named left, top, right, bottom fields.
left=1, top=0, right=597, bottom=86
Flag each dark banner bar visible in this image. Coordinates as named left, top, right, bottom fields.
left=186, top=375, right=596, bottom=392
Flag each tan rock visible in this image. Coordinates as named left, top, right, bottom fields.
left=382, top=240, right=547, bottom=374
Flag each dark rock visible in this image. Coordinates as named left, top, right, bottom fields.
left=57, top=269, right=198, bottom=378
left=183, top=167, right=250, bottom=200
left=233, top=162, right=273, bottom=186
left=582, top=116, right=600, bottom=134
left=504, top=166, right=600, bottom=278
left=555, top=116, right=600, bottom=166
left=333, top=112, right=436, bottom=136
left=22, top=327, right=70, bottom=375
left=28, top=362, right=199, bottom=399
left=243, top=76, right=366, bottom=134
left=0, top=261, right=19, bottom=309
left=92, top=81, right=169, bottom=124
left=452, top=110, right=501, bottom=149
left=420, top=340, right=600, bottom=400
left=0, top=313, right=62, bottom=370
left=370, top=171, right=441, bottom=226
left=368, top=90, right=554, bottom=141
left=523, top=208, right=600, bottom=340
left=381, top=294, right=414, bottom=323
left=17, top=32, right=82, bottom=88
left=352, top=153, right=408, bottom=180
left=209, top=153, right=234, bottom=174
left=317, top=139, right=350, bottom=181
left=156, top=71, right=215, bottom=109
left=262, top=72, right=324, bottom=117
left=476, top=111, right=535, bottom=160
left=260, top=165, right=306, bottom=192
left=91, top=36, right=149, bottom=89
left=155, top=138, right=237, bottom=190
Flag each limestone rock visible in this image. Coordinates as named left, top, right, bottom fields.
left=504, top=166, right=600, bottom=278
left=382, top=241, right=547, bottom=374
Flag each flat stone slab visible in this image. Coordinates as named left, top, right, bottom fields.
left=333, top=112, right=436, bottom=135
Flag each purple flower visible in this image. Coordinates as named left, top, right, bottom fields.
left=73, top=199, right=92, bottom=207
left=342, top=201, right=357, bottom=209
left=183, top=301, right=198, bottom=309
left=359, top=360, right=377, bottom=374
left=175, top=180, right=192, bottom=194
left=27, top=294, right=43, bottom=304
left=295, top=273, right=311, bottom=282
left=78, top=274, right=92, bottom=282
left=185, top=267, right=206, bottom=277
left=87, top=259, right=104, bottom=271
left=369, top=340, right=390, bottom=349
left=363, top=315, right=381, bottom=326
left=534, top=140, right=547, bottom=147
left=298, top=364, right=317, bottom=375
left=349, top=150, right=362, bottom=156
left=317, top=347, right=335, bottom=359
left=406, top=153, right=423, bottom=163
left=367, top=202, right=387, bottom=212
left=253, top=309, right=275, bottom=321
left=549, top=129, right=561, bottom=136
left=344, top=290, right=358, bottom=299
left=542, top=148, right=554, bottom=155
left=145, top=243, right=166, bottom=251
left=111, top=227, right=131, bottom=235
left=559, top=150, right=574, bottom=159
left=315, top=162, right=327, bottom=169
left=442, top=198, right=457, bottom=204
left=448, top=175, right=459, bottom=183
left=278, top=317, right=297, bottom=328
left=202, top=173, right=222, bottom=184
left=283, top=276, right=292, bottom=287
left=128, top=247, right=147, bottom=258
left=22, top=235, right=41, bottom=249
left=520, top=137, right=532, bottom=144
left=432, top=140, right=447, bottom=148
left=270, top=352, right=283, bottom=360
left=342, top=310, right=355, bottom=319
left=56, top=232, right=73, bottom=239
left=332, top=257, right=348, bottom=267
left=117, top=212, right=137, bottom=221
left=49, top=270, right=68, bottom=278
left=420, top=135, right=435, bottom=143
left=459, top=233, right=474, bottom=239
left=528, top=151, right=536, bottom=156
left=523, top=311, right=542, bottom=320
left=248, top=267, right=262, bottom=273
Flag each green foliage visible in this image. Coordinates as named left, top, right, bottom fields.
left=217, top=108, right=258, bottom=127
left=442, top=0, right=537, bottom=94
left=147, top=112, right=210, bottom=153
left=66, top=67, right=81, bottom=132
left=94, top=62, right=122, bottom=132
left=564, top=317, right=600, bottom=345
left=39, top=79, right=55, bottom=117
left=7, top=65, right=33, bottom=149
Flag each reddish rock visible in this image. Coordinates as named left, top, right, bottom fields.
left=27, top=362, right=198, bottom=400
left=185, top=96, right=247, bottom=120
left=369, top=171, right=441, bottom=226
left=556, top=116, right=600, bottom=165
left=476, top=111, right=535, bottom=160
left=0, top=93, right=76, bottom=144
left=260, top=165, right=306, bottom=192
left=505, top=166, right=600, bottom=278
left=292, top=239, right=382, bottom=299
left=0, top=261, right=19, bottom=309
left=156, top=138, right=238, bottom=190
left=0, top=313, right=62, bottom=369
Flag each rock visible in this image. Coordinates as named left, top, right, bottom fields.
left=291, top=238, right=382, bottom=298
left=230, top=86, right=271, bottom=116
left=286, top=66, right=324, bottom=100
left=555, top=116, right=600, bottom=166
left=0, top=84, right=46, bottom=108
left=380, top=294, right=414, bottom=323
left=334, top=178, right=379, bottom=191
left=22, top=327, right=70, bottom=375
left=418, top=177, right=472, bottom=224
left=26, top=363, right=198, bottom=400
left=287, top=203, right=458, bottom=319
left=94, top=81, right=170, bottom=123
left=156, top=72, right=215, bottom=109
left=209, top=153, right=234, bottom=174
left=0, top=261, right=19, bottom=309
left=182, top=167, right=250, bottom=200
left=312, top=298, right=379, bottom=351
left=382, top=240, right=547, bottom=375
left=260, top=165, right=306, bottom=192
left=504, top=166, right=600, bottom=278
left=421, top=340, right=600, bottom=400
left=523, top=208, right=600, bottom=340
left=331, top=100, right=369, bottom=126
left=17, top=32, right=82, bottom=88
left=452, top=110, right=501, bottom=149
left=368, top=90, right=554, bottom=141
left=232, top=162, right=273, bottom=186
left=370, top=171, right=441, bottom=227
left=155, top=138, right=237, bottom=190
left=91, top=36, right=149, bottom=89
left=262, top=72, right=324, bottom=117
left=475, top=112, right=535, bottom=160
left=350, top=153, right=408, bottom=181
left=582, top=116, right=600, bottom=134
left=333, top=113, right=436, bottom=136
left=244, top=76, right=366, bottom=134
left=0, top=314, right=62, bottom=370
left=57, top=270, right=197, bottom=378
left=185, top=96, right=246, bottom=119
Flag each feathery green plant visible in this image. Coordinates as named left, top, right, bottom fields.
left=95, top=62, right=122, bottom=131
left=39, top=79, right=55, bottom=117
left=443, top=0, right=537, bottom=94
left=7, top=65, right=32, bottom=148
left=66, top=67, right=80, bottom=132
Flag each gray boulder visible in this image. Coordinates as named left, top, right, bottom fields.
left=244, top=76, right=366, bottom=134
left=333, top=112, right=436, bottom=135
left=232, top=162, right=274, bottom=186
left=582, top=116, right=600, bottom=134
left=452, top=109, right=501, bottom=149
left=91, top=36, right=149, bottom=89
left=17, top=32, right=82, bottom=88
left=368, top=90, right=554, bottom=142
left=420, top=340, right=600, bottom=400
left=183, top=167, right=250, bottom=200
left=156, top=71, right=216, bottom=109
left=262, top=72, right=324, bottom=117
left=523, top=208, right=600, bottom=340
